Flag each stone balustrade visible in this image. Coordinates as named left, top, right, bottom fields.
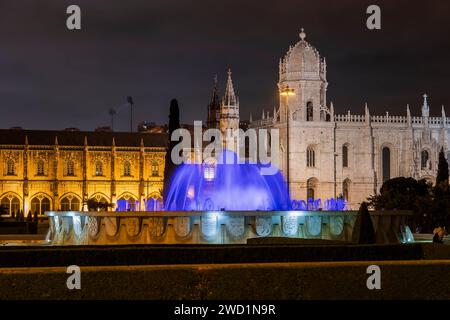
left=251, top=113, right=450, bottom=127
left=45, top=210, right=412, bottom=245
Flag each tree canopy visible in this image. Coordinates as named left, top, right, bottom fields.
left=368, top=161, right=450, bottom=232
left=436, top=147, right=449, bottom=188
left=368, top=177, right=431, bottom=211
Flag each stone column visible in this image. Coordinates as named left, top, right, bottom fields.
left=82, top=136, right=88, bottom=211
left=139, top=138, right=145, bottom=211
left=110, top=137, right=116, bottom=210
left=53, top=136, right=60, bottom=211
left=23, top=136, right=29, bottom=213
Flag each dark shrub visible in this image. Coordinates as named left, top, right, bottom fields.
left=352, top=202, right=376, bottom=244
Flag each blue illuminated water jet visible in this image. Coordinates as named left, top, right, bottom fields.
left=165, top=150, right=291, bottom=211
left=291, top=198, right=347, bottom=211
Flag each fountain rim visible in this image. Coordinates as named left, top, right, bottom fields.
left=45, top=210, right=413, bottom=218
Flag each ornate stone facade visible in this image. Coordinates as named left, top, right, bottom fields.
left=207, top=68, right=241, bottom=154
left=251, top=30, right=450, bottom=209
left=0, top=130, right=166, bottom=215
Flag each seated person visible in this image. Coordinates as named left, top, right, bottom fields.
left=433, top=227, right=445, bottom=244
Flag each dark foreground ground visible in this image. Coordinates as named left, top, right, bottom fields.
left=0, top=243, right=449, bottom=299
left=0, top=242, right=441, bottom=267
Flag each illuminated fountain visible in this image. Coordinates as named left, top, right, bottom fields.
left=165, top=150, right=347, bottom=212
left=291, top=198, right=347, bottom=211
left=165, top=150, right=291, bottom=211
left=45, top=150, right=412, bottom=245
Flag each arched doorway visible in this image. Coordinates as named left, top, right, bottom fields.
left=306, top=178, right=318, bottom=200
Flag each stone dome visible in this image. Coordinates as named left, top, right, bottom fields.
left=280, top=29, right=325, bottom=80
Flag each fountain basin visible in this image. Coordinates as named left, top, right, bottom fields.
left=45, top=210, right=412, bottom=245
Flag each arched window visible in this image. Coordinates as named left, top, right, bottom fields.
left=151, top=161, right=159, bottom=177
left=6, top=159, right=15, bottom=175
left=343, top=179, right=351, bottom=202
left=203, top=157, right=216, bottom=182
left=342, top=145, right=349, bottom=168
left=0, top=195, right=20, bottom=216
left=95, top=161, right=103, bottom=176
left=123, top=161, right=131, bottom=176
left=307, top=178, right=318, bottom=200
left=382, top=147, right=391, bottom=182
left=239, top=130, right=258, bottom=161
left=146, top=195, right=163, bottom=211
left=117, top=195, right=137, bottom=211
left=31, top=195, right=51, bottom=215
left=266, top=131, right=272, bottom=156
left=36, top=159, right=45, bottom=176
left=204, top=164, right=215, bottom=181
left=307, top=147, right=315, bottom=167
left=60, top=195, right=80, bottom=211
left=306, top=101, right=313, bottom=121
left=66, top=160, right=75, bottom=176
left=87, top=195, right=109, bottom=211
left=421, top=150, right=430, bottom=169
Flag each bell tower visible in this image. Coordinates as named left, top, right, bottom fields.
left=278, top=29, right=328, bottom=122
left=220, top=68, right=240, bottom=133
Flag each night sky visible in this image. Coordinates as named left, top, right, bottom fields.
left=1, top=0, right=449, bottom=131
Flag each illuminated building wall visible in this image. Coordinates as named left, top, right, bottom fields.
left=0, top=130, right=166, bottom=215
left=251, top=30, right=450, bottom=209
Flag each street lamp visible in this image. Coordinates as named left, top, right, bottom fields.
left=108, top=108, right=116, bottom=131
left=280, top=86, right=295, bottom=197
left=127, top=96, right=134, bottom=133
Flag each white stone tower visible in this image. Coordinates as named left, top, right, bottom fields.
left=275, top=29, right=334, bottom=201
left=220, top=68, right=240, bottom=133
left=278, top=28, right=328, bottom=122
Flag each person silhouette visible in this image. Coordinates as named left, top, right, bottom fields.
left=433, top=227, right=445, bottom=244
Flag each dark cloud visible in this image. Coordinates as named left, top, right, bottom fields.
left=0, top=0, right=449, bottom=130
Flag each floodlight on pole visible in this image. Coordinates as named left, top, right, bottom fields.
left=280, top=85, right=295, bottom=197
left=127, top=96, right=134, bottom=133
left=108, top=108, right=117, bottom=132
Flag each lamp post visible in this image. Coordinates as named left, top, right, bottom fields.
left=280, top=86, right=295, bottom=197
left=108, top=108, right=116, bottom=131
left=127, top=96, right=134, bottom=133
